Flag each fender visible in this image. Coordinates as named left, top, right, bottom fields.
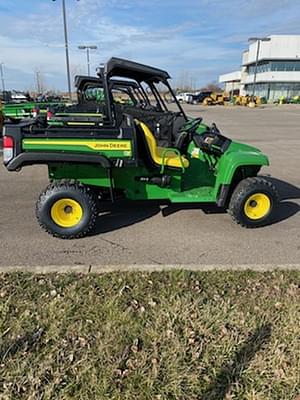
left=214, top=150, right=269, bottom=206
left=216, top=150, right=269, bottom=185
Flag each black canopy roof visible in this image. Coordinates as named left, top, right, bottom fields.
left=74, top=76, right=100, bottom=89
left=103, top=57, right=171, bottom=83
left=74, top=75, right=139, bottom=91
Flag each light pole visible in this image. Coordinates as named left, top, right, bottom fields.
left=78, top=45, right=98, bottom=76
left=0, top=62, right=5, bottom=93
left=248, top=37, right=271, bottom=99
left=52, top=0, right=80, bottom=100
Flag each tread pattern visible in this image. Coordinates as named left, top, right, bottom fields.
left=228, top=177, right=279, bottom=228
left=36, top=179, right=98, bottom=239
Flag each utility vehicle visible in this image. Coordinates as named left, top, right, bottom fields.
left=3, top=57, right=278, bottom=239
left=0, top=91, right=68, bottom=130
left=1, top=99, right=67, bottom=125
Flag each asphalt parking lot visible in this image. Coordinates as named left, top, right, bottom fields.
left=0, top=104, right=299, bottom=268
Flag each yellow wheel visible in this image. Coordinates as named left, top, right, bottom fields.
left=228, top=177, right=278, bottom=228
left=51, top=198, right=83, bottom=228
left=36, top=181, right=98, bottom=239
left=244, top=193, right=271, bottom=220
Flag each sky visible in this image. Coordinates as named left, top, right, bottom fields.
left=0, top=0, right=300, bottom=91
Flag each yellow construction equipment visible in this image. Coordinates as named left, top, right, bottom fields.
left=233, top=95, right=261, bottom=107
left=202, top=92, right=227, bottom=106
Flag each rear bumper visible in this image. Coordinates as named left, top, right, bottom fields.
left=5, top=152, right=111, bottom=171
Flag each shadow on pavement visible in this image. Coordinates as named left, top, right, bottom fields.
left=90, top=200, right=161, bottom=235
left=161, top=203, right=225, bottom=217
left=163, top=177, right=300, bottom=225
left=265, top=177, right=300, bottom=201
left=90, top=178, right=299, bottom=235
left=270, top=201, right=299, bottom=225
left=201, top=324, right=272, bottom=400
left=264, top=177, right=300, bottom=225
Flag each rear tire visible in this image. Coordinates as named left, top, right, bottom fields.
left=36, top=180, right=98, bottom=239
left=228, top=177, right=278, bottom=228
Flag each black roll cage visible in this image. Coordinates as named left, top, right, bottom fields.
left=95, top=57, right=188, bottom=126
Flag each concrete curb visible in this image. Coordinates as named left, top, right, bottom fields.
left=0, top=264, right=299, bottom=274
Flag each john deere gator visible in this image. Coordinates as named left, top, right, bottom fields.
left=3, top=57, right=278, bottom=239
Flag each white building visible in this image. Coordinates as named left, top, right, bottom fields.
left=219, top=35, right=300, bottom=101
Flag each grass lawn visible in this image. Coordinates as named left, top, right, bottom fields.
left=0, top=270, right=299, bottom=400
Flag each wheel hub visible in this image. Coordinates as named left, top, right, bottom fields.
left=249, top=200, right=257, bottom=208
left=244, top=193, right=271, bottom=220
left=51, top=198, right=83, bottom=228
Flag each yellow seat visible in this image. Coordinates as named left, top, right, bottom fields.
left=138, top=121, right=189, bottom=169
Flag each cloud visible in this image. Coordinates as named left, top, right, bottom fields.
left=1, top=0, right=300, bottom=90
left=0, top=1, right=237, bottom=89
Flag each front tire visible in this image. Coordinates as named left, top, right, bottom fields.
left=228, top=177, right=278, bottom=228
left=36, top=180, right=98, bottom=239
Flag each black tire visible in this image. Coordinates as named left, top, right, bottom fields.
left=228, top=177, right=279, bottom=228
left=36, top=180, right=98, bottom=239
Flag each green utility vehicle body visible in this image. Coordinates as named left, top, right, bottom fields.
left=3, top=57, right=277, bottom=238
left=19, top=125, right=268, bottom=204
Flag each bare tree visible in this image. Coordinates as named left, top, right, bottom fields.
left=202, top=81, right=222, bottom=92
left=34, top=69, right=46, bottom=93
left=176, top=69, right=198, bottom=92
left=189, top=75, right=198, bottom=91
left=176, top=69, right=188, bottom=91
left=71, top=64, right=85, bottom=88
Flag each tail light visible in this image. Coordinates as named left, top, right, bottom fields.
left=32, top=108, right=38, bottom=118
left=3, top=135, right=14, bottom=163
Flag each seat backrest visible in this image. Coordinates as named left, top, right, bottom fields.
left=134, top=121, right=157, bottom=169
left=139, top=121, right=158, bottom=161
left=135, top=120, right=189, bottom=170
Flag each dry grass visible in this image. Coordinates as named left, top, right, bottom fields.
left=0, top=270, right=299, bottom=399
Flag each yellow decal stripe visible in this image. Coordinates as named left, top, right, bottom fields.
left=23, top=139, right=132, bottom=151
left=66, top=122, right=96, bottom=126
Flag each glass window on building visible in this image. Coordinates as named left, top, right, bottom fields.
left=271, top=61, right=300, bottom=71
left=248, top=61, right=300, bottom=74
left=248, top=61, right=271, bottom=75
left=245, top=82, right=300, bottom=101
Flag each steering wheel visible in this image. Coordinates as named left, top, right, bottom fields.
left=184, top=117, right=203, bottom=134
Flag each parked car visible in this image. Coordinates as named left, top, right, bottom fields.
left=175, top=92, right=193, bottom=103
left=187, top=91, right=212, bottom=104
left=10, top=91, right=28, bottom=103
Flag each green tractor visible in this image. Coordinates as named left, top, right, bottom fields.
left=3, top=58, right=278, bottom=239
